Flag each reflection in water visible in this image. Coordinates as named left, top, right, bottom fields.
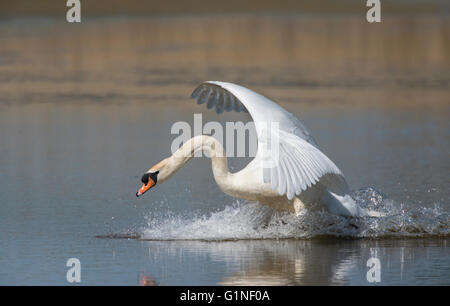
left=216, top=240, right=357, bottom=285
left=139, top=273, right=157, bottom=286
left=140, top=239, right=449, bottom=285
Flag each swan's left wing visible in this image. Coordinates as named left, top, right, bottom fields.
left=190, top=81, right=317, bottom=146
left=259, top=129, right=348, bottom=200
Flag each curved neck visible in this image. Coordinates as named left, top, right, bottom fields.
left=170, top=135, right=230, bottom=187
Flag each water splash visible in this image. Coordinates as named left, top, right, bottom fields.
left=137, top=187, right=449, bottom=240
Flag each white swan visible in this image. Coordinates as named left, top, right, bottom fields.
left=136, top=81, right=372, bottom=217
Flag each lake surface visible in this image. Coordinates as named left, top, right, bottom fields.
left=0, top=14, right=449, bottom=285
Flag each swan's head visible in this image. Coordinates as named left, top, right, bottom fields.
left=136, top=158, right=174, bottom=197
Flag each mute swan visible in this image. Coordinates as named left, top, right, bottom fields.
left=136, top=81, right=372, bottom=217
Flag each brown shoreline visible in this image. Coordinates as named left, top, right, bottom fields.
left=0, top=12, right=448, bottom=110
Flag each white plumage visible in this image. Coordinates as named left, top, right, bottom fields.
left=139, top=81, right=376, bottom=217
left=191, top=81, right=348, bottom=201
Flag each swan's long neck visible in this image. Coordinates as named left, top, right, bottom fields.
left=169, top=135, right=230, bottom=189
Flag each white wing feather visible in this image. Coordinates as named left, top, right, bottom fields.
left=190, top=81, right=349, bottom=200
left=260, top=129, right=347, bottom=199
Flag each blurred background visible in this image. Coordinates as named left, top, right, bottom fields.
left=0, top=0, right=448, bottom=108
left=0, top=0, right=449, bottom=285
left=1, top=0, right=449, bottom=15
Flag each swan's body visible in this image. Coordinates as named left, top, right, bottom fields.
left=137, top=81, right=373, bottom=217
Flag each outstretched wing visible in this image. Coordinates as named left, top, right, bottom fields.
left=190, top=81, right=348, bottom=199
left=259, top=129, right=348, bottom=199
left=190, top=81, right=316, bottom=146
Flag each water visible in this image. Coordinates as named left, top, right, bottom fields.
left=0, top=14, right=449, bottom=285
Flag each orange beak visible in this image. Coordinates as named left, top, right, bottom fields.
left=136, top=178, right=155, bottom=197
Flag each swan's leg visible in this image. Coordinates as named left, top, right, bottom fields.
left=293, top=197, right=306, bottom=216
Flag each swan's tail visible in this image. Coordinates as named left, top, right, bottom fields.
left=324, top=191, right=383, bottom=218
